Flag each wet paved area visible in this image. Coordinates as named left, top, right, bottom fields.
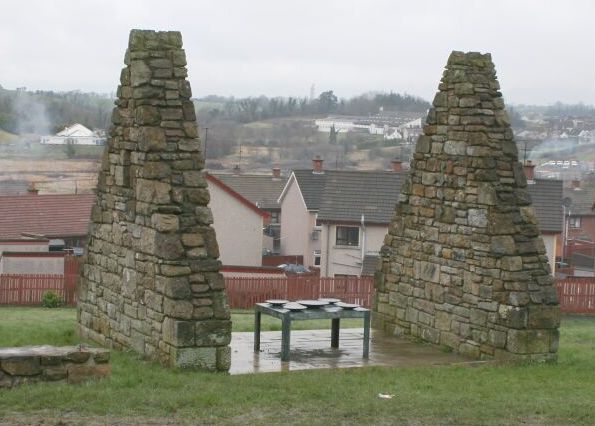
left=230, top=328, right=476, bottom=374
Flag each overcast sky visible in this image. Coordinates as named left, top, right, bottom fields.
left=1, top=0, right=594, bottom=105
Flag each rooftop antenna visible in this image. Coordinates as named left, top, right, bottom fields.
left=522, top=140, right=529, bottom=164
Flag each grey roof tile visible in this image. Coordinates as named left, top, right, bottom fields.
left=561, top=182, right=595, bottom=216
left=213, top=173, right=287, bottom=210
left=317, top=171, right=404, bottom=224
left=527, top=179, right=564, bottom=233
left=292, top=170, right=327, bottom=210
left=294, top=170, right=563, bottom=233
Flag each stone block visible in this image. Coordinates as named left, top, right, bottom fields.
left=67, top=363, right=111, bottom=384
left=506, top=329, right=551, bottom=354
left=490, top=236, right=516, bottom=256
left=172, top=347, right=217, bottom=370
left=42, top=366, right=68, bottom=381
left=156, top=263, right=188, bottom=276
left=1, top=357, right=41, bottom=376
left=414, top=260, right=441, bottom=283
left=527, top=305, right=560, bottom=329
left=64, top=350, right=92, bottom=364
left=488, top=330, right=507, bottom=348
left=195, top=320, right=232, bottom=346
left=151, top=213, right=179, bottom=233
left=498, top=305, right=527, bottom=329
left=458, top=342, right=480, bottom=358
left=182, top=233, right=205, bottom=247
left=163, top=317, right=195, bottom=346
left=136, top=179, right=171, bottom=204
left=470, top=308, right=487, bottom=326
left=135, top=106, right=161, bottom=126
left=156, top=275, right=191, bottom=299
left=130, top=60, right=151, bottom=86
left=216, top=346, right=232, bottom=371
left=163, top=298, right=194, bottom=319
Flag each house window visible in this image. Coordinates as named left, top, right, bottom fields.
left=336, top=226, right=359, bottom=247
left=313, top=250, right=321, bottom=266
left=569, top=217, right=581, bottom=228
left=270, top=211, right=280, bottom=224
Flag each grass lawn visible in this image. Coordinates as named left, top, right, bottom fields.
left=1, top=307, right=595, bottom=425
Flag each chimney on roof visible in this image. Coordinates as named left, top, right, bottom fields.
left=571, top=178, right=581, bottom=190
left=523, top=160, right=535, bottom=184
left=272, top=166, right=281, bottom=179
left=391, top=158, right=403, bottom=173
left=27, top=182, right=39, bottom=195
left=312, top=156, right=324, bottom=174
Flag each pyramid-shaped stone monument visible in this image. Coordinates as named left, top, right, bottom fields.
left=374, top=51, right=560, bottom=361
left=78, top=30, right=231, bottom=370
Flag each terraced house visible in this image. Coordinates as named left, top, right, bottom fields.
left=279, top=158, right=563, bottom=277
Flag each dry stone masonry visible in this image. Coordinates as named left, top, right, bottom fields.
left=78, top=30, right=231, bottom=370
left=0, top=346, right=110, bottom=388
left=374, top=51, right=560, bottom=361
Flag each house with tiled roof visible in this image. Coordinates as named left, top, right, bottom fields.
left=279, top=159, right=563, bottom=277
left=278, top=157, right=327, bottom=269
left=205, top=174, right=271, bottom=266
left=211, top=168, right=287, bottom=254
left=0, top=193, right=95, bottom=249
left=557, top=177, right=595, bottom=274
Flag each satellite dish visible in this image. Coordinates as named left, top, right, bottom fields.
left=562, top=197, right=572, bottom=208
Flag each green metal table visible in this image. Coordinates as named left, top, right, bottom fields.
left=254, top=303, right=371, bottom=361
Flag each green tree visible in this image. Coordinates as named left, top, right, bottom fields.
left=318, top=90, right=338, bottom=114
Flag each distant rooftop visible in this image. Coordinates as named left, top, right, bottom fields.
left=0, top=193, right=95, bottom=239
left=212, top=172, right=287, bottom=210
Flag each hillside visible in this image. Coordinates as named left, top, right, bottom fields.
left=0, top=128, right=19, bottom=144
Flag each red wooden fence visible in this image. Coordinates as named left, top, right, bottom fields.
left=0, top=274, right=77, bottom=306
left=2, top=270, right=595, bottom=314
left=225, top=275, right=374, bottom=309
left=556, top=278, right=595, bottom=313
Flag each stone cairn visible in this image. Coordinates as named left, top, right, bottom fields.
left=374, top=51, right=560, bottom=361
left=78, top=30, right=231, bottom=370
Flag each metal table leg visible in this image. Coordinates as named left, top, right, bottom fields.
left=253, top=310, right=261, bottom=352
left=363, top=311, right=370, bottom=358
left=331, top=318, right=340, bottom=348
left=281, top=315, right=291, bottom=361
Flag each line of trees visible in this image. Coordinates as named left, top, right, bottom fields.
left=0, top=86, right=112, bottom=135
left=199, top=90, right=431, bottom=124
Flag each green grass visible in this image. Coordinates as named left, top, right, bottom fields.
left=1, top=308, right=595, bottom=425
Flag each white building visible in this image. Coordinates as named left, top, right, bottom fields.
left=40, top=123, right=106, bottom=145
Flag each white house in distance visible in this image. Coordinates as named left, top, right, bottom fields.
left=40, top=123, right=106, bottom=145
left=315, top=114, right=424, bottom=142
left=205, top=173, right=270, bottom=267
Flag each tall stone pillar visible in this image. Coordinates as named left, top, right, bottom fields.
left=374, top=51, right=560, bottom=361
left=78, top=30, right=231, bottom=370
